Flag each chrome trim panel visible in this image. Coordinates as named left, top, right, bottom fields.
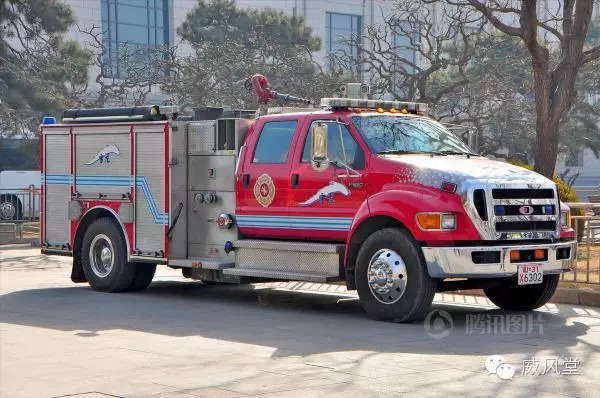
left=422, top=241, right=576, bottom=278
left=461, top=181, right=560, bottom=240
left=494, top=199, right=556, bottom=205
left=495, top=215, right=557, bottom=222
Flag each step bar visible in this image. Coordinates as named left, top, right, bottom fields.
left=169, top=240, right=345, bottom=282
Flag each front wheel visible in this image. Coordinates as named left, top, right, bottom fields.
left=355, top=228, right=437, bottom=323
left=483, top=274, right=559, bottom=311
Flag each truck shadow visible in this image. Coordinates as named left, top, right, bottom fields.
left=0, top=279, right=596, bottom=359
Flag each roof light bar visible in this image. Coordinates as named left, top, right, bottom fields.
left=320, top=98, right=428, bottom=115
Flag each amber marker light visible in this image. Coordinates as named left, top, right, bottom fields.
left=534, top=249, right=546, bottom=260
left=510, top=251, right=521, bottom=262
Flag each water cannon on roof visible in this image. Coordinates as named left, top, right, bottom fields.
left=245, top=74, right=312, bottom=105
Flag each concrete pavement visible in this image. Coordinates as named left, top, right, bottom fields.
left=1, top=246, right=600, bottom=397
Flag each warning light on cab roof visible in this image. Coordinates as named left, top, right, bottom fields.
left=320, top=98, right=428, bottom=116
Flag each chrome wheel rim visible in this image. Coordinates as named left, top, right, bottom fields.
left=367, top=248, right=408, bottom=304
left=89, top=234, right=114, bottom=278
left=0, top=202, right=16, bottom=220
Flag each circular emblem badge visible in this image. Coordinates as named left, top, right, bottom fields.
left=253, top=173, right=275, bottom=207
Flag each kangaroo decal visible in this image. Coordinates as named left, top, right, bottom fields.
left=299, top=181, right=350, bottom=206
left=85, top=144, right=120, bottom=165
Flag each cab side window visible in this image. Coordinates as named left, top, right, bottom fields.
left=302, top=122, right=365, bottom=169
left=253, top=120, right=298, bottom=163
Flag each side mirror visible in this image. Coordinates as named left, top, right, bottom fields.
left=311, top=122, right=329, bottom=171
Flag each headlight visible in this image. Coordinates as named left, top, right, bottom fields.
left=560, top=210, right=570, bottom=227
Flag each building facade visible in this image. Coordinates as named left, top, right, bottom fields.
left=65, top=0, right=398, bottom=88
left=63, top=0, right=599, bottom=191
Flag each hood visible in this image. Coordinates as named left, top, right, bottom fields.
left=382, top=154, right=553, bottom=190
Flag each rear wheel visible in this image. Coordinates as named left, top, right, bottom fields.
left=81, top=217, right=136, bottom=292
left=483, top=274, right=559, bottom=311
left=127, top=263, right=156, bottom=291
left=355, top=228, right=436, bottom=323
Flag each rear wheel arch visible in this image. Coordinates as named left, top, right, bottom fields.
left=74, top=206, right=130, bottom=257
left=72, top=207, right=129, bottom=283
left=345, top=215, right=414, bottom=290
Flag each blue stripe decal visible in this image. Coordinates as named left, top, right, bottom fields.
left=42, top=174, right=168, bottom=225
left=236, top=215, right=352, bottom=231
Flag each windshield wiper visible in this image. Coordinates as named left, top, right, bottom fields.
left=377, top=150, right=432, bottom=155
left=434, top=150, right=477, bottom=156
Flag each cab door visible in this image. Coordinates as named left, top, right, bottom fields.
left=236, top=119, right=299, bottom=239
left=288, top=118, right=368, bottom=241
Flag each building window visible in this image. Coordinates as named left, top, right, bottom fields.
left=326, top=12, right=362, bottom=75
left=392, top=21, right=420, bottom=97
left=393, top=21, right=419, bottom=75
left=101, top=0, right=170, bottom=78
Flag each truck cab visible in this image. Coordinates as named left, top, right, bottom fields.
left=39, top=84, right=577, bottom=323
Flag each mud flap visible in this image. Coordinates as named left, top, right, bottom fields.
left=71, top=255, right=87, bottom=283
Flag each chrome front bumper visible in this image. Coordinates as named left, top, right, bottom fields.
left=422, top=241, right=576, bottom=279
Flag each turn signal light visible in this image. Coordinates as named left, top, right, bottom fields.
left=417, top=213, right=440, bottom=230
left=510, top=251, right=521, bottom=262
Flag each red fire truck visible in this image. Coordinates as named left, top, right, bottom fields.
left=39, top=76, right=576, bottom=322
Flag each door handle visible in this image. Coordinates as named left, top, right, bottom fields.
left=242, top=174, right=250, bottom=188
left=291, top=173, right=299, bottom=188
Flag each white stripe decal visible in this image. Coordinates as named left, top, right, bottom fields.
left=236, top=215, right=352, bottom=230
left=41, top=174, right=168, bottom=225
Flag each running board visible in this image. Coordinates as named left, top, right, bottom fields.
left=222, top=268, right=338, bottom=283
left=233, top=239, right=344, bottom=278
left=168, top=258, right=235, bottom=270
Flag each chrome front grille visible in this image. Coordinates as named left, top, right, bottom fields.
left=463, top=183, right=560, bottom=240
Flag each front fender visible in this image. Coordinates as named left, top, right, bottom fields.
left=348, top=185, right=481, bottom=247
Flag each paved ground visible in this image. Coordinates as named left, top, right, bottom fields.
left=2, top=247, right=600, bottom=398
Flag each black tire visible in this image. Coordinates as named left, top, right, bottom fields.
left=127, top=263, right=156, bottom=291
left=355, top=228, right=437, bottom=323
left=483, top=274, right=559, bottom=311
left=81, top=217, right=136, bottom=292
left=0, top=195, right=23, bottom=221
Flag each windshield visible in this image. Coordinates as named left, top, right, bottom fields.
left=351, top=115, right=475, bottom=155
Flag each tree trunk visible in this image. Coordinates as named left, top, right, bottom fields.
left=530, top=58, right=557, bottom=179
left=534, top=117, right=560, bottom=178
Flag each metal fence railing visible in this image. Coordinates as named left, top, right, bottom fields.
left=0, top=187, right=40, bottom=223
left=563, top=202, right=600, bottom=285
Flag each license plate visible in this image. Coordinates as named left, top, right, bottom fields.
left=518, top=264, right=543, bottom=285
